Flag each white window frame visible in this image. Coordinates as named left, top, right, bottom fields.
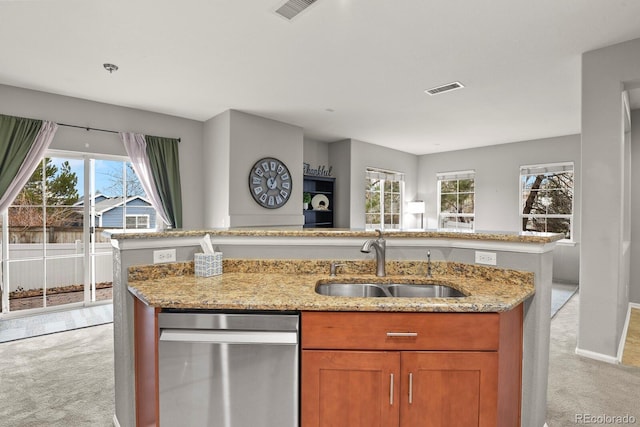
left=365, top=168, right=405, bottom=230
left=125, top=214, right=150, bottom=229
left=437, top=170, right=475, bottom=231
left=519, top=162, right=574, bottom=240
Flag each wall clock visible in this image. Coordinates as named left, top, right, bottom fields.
left=248, top=157, right=292, bottom=209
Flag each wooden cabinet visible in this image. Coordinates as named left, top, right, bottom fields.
left=301, top=307, right=522, bottom=427
left=400, top=352, right=498, bottom=426
left=303, top=175, right=335, bottom=228
left=302, top=351, right=400, bottom=426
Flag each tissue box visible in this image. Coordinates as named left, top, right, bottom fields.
left=195, top=252, right=223, bottom=277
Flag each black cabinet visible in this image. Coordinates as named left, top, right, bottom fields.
left=303, top=176, right=335, bottom=228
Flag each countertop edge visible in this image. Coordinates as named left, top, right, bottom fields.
left=108, top=228, right=564, bottom=245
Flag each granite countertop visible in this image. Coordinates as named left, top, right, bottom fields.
left=127, top=259, right=535, bottom=313
left=109, top=227, right=564, bottom=244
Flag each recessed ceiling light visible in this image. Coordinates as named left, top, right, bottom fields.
left=103, top=63, right=119, bottom=74
left=425, top=81, right=464, bottom=96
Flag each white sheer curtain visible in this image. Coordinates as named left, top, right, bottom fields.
left=119, top=132, right=171, bottom=228
left=0, top=121, right=58, bottom=213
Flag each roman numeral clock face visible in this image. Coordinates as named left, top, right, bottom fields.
left=248, top=157, right=292, bottom=209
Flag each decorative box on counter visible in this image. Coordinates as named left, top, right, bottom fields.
left=195, top=252, right=223, bottom=277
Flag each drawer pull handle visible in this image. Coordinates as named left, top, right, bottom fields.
left=390, top=373, right=394, bottom=405
left=409, top=372, right=413, bottom=404
left=386, top=332, right=418, bottom=337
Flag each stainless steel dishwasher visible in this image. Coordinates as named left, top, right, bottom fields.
left=158, top=311, right=299, bottom=427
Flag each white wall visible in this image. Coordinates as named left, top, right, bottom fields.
left=580, top=37, right=640, bottom=359
left=0, top=84, right=205, bottom=229
left=418, top=134, right=581, bottom=283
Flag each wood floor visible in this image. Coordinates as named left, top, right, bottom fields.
left=621, top=307, right=640, bottom=367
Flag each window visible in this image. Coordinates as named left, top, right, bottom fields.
left=126, top=215, right=150, bottom=229
left=365, top=168, right=404, bottom=230
left=520, top=163, right=574, bottom=239
left=437, top=170, right=475, bottom=230
left=1, top=152, right=160, bottom=315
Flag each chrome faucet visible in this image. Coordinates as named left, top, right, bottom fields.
left=361, top=229, right=386, bottom=277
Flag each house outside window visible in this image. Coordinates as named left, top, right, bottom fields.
left=126, top=214, right=150, bottom=229
left=520, top=162, right=574, bottom=239
left=437, top=170, right=475, bottom=230
left=365, top=168, right=404, bottom=230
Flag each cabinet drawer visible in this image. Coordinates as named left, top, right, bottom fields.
left=302, top=311, right=500, bottom=351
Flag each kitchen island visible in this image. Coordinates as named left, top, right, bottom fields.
left=110, top=229, right=562, bottom=427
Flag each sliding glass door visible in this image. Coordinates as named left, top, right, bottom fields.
left=1, top=151, right=157, bottom=315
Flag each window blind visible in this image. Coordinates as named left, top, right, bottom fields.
left=436, top=170, right=475, bottom=181
left=366, top=168, right=405, bottom=181
left=520, top=162, right=573, bottom=175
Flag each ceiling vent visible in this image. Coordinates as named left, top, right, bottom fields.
left=425, top=81, right=465, bottom=96
left=275, top=0, right=318, bottom=20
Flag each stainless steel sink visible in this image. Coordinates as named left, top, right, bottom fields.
left=315, top=282, right=466, bottom=298
left=385, top=283, right=465, bottom=298
left=315, top=283, right=387, bottom=297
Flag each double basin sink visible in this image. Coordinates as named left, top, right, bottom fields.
left=315, top=281, right=466, bottom=298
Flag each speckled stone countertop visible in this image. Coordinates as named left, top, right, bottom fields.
left=109, top=228, right=563, bottom=244
left=128, top=259, right=534, bottom=313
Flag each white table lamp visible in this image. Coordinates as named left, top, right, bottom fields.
left=407, top=200, right=425, bottom=229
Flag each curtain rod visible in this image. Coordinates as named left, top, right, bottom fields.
left=57, top=122, right=181, bottom=142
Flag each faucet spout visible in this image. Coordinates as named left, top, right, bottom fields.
left=361, top=229, right=386, bottom=277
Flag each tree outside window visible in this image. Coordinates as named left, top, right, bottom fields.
left=438, top=171, right=475, bottom=230
left=8, top=158, right=81, bottom=243
left=520, top=163, right=574, bottom=239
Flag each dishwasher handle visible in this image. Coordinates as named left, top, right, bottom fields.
left=159, top=329, right=298, bottom=345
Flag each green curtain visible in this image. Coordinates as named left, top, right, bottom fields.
left=144, top=135, right=183, bottom=228
left=0, top=114, right=43, bottom=201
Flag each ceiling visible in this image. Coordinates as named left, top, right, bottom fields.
left=1, top=0, right=640, bottom=155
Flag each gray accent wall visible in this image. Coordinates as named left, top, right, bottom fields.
left=418, top=134, right=581, bottom=284
left=203, top=110, right=231, bottom=228
left=327, top=138, right=420, bottom=229
left=0, top=84, right=205, bottom=229
left=303, top=138, right=330, bottom=169
left=203, top=110, right=304, bottom=227
left=328, top=139, right=352, bottom=228
left=580, top=37, right=640, bottom=359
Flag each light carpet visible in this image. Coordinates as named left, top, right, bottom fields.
left=546, top=293, right=640, bottom=426
left=0, top=323, right=114, bottom=427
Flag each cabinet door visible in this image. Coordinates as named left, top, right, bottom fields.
left=400, top=352, right=498, bottom=427
left=302, top=350, right=400, bottom=427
